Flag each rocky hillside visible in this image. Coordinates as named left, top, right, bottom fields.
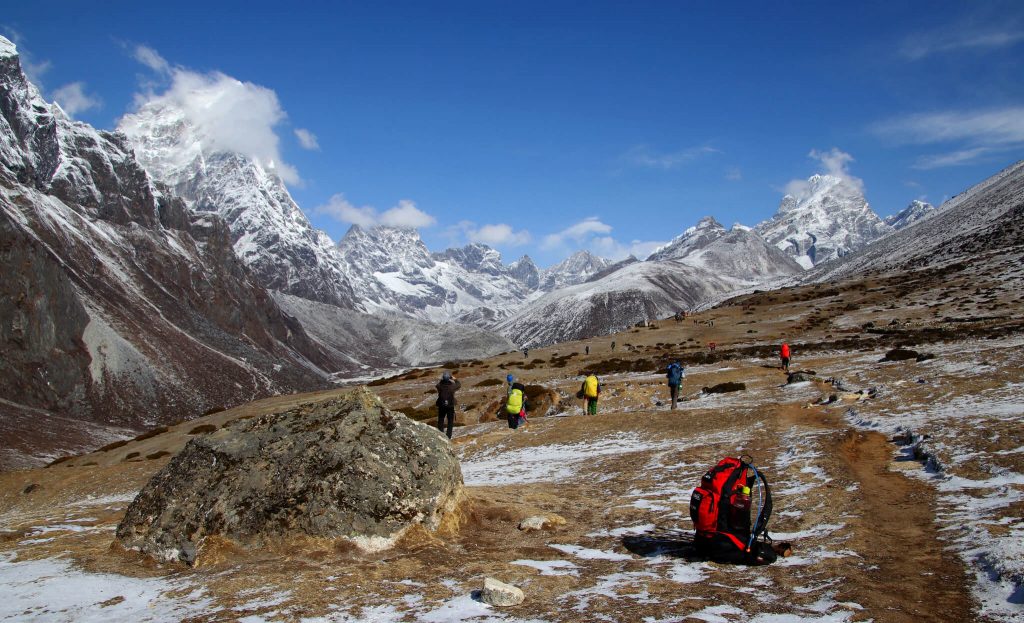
left=496, top=260, right=738, bottom=347
left=0, top=37, right=338, bottom=469
left=499, top=218, right=802, bottom=347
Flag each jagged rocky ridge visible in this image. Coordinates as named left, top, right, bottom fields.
left=0, top=37, right=337, bottom=468
left=0, top=37, right=513, bottom=470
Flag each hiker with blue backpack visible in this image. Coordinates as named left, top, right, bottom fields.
left=666, top=362, right=685, bottom=409
left=435, top=371, right=461, bottom=439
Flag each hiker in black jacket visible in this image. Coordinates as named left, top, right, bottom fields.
left=436, top=371, right=461, bottom=439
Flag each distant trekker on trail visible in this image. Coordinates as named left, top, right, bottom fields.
left=611, top=341, right=616, bottom=352
left=666, top=362, right=685, bottom=409
left=585, top=344, right=590, bottom=356
left=780, top=342, right=791, bottom=372
left=505, top=378, right=528, bottom=429
left=435, top=371, right=461, bottom=439
left=580, top=373, right=601, bottom=415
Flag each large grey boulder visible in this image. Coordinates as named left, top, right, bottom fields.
left=116, top=388, right=463, bottom=565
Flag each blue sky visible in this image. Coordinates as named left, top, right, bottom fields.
left=4, top=1, right=1023, bottom=267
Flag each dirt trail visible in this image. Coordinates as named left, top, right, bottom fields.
left=833, top=429, right=974, bottom=622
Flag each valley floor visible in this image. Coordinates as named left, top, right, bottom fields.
left=1, top=270, right=1023, bottom=622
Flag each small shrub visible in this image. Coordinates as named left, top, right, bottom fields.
left=474, top=378, right=503, bottom=387
left=188, top=424, right=217, bottom=435
left=97, top=439, right=129, bottom=452
left=123, top=452, right=140, bottom=461
left=45, top=455, right=74, bottom=468
left=133, top=426, right=169, bottom=443
left=146, top=451, right=171, bottom=460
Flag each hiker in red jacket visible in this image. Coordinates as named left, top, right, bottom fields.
left=780, top=343, right=791, bottom=372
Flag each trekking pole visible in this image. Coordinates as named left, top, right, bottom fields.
left=747, top=465, right=764, bottom=553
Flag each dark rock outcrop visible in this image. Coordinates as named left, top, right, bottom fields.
left=702, top=382, right=747, bottom=394
left=787, top=371, right=818, bottom=384
left=116, top=389, right=464, bottom=565
left=881, top=349, right=920, bottom=362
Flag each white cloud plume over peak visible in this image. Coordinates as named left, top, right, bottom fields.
left=900, top=26, right=1024, bottom=60
left=316, top=195, right=436, bottom=230
left=622, top=145, right=721, bottom=170
left=783, top=148, right=865, bottom=198
left=52, top=82, right=101, bottom=117
left=133, top=44, right=171, bottom=74
left=294, top=128, right=320, bottom=150
left=126, top=46, right=301, bottom=184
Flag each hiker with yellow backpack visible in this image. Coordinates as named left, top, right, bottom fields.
left=579, top=373, right=601, bottom=415
left=505, top=375, right=528, bottom=429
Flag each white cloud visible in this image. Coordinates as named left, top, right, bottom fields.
left=133, top=45, right=171, bottom=74
left=542, top=217, right=613, bottom=250
left=315, top=195, right=435, bottom=230
left=294, top=128, right=319, bottom=150
left=623, top=145, right=721, bottom=170
left=871, top=106, right=1024, bottom=169
left=315, top=194, right=377, bottom=227
left=589, top=236, right=666, bottom=262
left=912, top=147, right=992, bottom=170
left=128, top=48, right=300, bottom=184
left=379, top=199, right=436, bottom=228
left=51, top=82, right=101, bottom=117
left=900, top=27, right=1024, bottom=60
left=782, top=148, right=865, bottom=198
left=466, top=223, right=531, bottom=247
left=870, top=107, right=1024, bottom=147
left=540, top=217, right=661, bottom=261
left=725, top=167, right=742, bottom=181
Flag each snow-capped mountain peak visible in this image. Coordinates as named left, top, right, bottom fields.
left=755, top=173, right=890, bottom=268
left=885, top=199, right=936, bottom=230
left=539, top=250, right=612, bottom=291
left=646, top=216, right=726, bottom=262
left=119, top=101, right=357, bottom=308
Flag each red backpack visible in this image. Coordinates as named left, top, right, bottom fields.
left=690, top=456, right=773, bottom=554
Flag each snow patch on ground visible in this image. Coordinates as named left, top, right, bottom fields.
left=0, top=553, right=213, bottom=622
